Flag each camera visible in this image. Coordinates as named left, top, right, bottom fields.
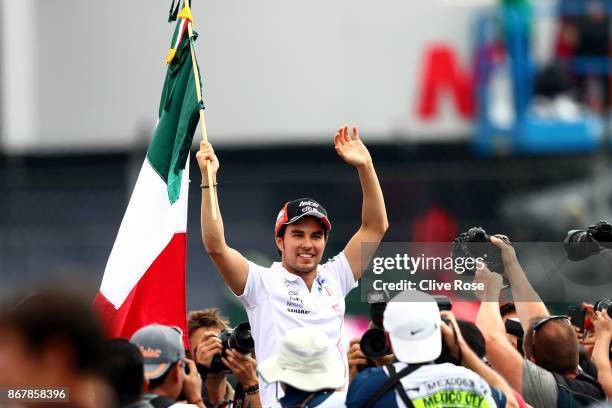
left=360, top=290, right=391, bottom=361
left=594, top=298, right=612, bottom=318
left=208, top=322, right=255, bottom=374
left=451, top=227, right=504, bottom=274
left=564, top=221, right=612, bottom=261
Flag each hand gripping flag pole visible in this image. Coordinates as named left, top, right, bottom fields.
left=171, top=0, right=217, bottom=219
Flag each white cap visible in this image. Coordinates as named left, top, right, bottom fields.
left=383, top=290, right=442, bottom=364
left=257, top=327, right=345, bottom=392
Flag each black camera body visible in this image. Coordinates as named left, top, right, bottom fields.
left=564, top=221, right=612, bottom=261
left=594, top=298, right=612, bottom=318
left=451, top=227, right=504, bottom=274
left=209, top=322, right=255, bottom=374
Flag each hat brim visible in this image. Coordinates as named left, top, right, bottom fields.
left=257, top=353, right=344, bottom=392
left=285, top=211, right=331, bottom=232
left=389, top=330, right=442, bottom=364
left=143, top=362, right=171, bottom=380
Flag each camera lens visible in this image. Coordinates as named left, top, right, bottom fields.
left=229, top=322, right=255, bottom=354
left=360, top=328, right=390, bottom=359
left=564, top=230, right=600, bottom=261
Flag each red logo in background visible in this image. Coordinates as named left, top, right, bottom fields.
left=417, top=45, right=474, bottom=120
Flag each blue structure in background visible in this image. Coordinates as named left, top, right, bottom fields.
left=473, top=4, right=603, bottom=155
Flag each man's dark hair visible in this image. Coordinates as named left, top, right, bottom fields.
left=457, top=320, right=486, bottom=359
left=523, top=315, right=579, bottom=375
left=276, top=224, right=288, bottom=239
left=0, top=290, right=104, bottom=373
left=98, top=339, right=144, bottom=406
left=148, top=362, right=178, bottom=390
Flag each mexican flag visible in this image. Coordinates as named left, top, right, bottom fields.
left=94, top=2, right=203, bottom=346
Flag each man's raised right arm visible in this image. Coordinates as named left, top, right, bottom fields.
left=197, top=141, right=249, bottom=295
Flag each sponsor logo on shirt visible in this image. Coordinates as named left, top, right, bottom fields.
left=284, top=284, right=312, bottom=315
left=409, top=377, right=487, bottom=408
left=414, top=390, right=485, bottom=407
left=286, top=308, right=311, bottom=315
left=424, top=377, right=476, bottom=392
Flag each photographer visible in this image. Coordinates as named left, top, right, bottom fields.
left=348, top=319, right=487, bottom=384
left=474, top=237, right=605, bottom=407
left=130, top=324, right=205, bottom=408
left=188, top=309, right=260, bottom=408
left=346, top=290, right=518, bottom=408
left=592, top=310, right=612, bottom=398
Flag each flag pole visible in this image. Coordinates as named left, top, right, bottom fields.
left=184, top=0, right=217, bottom=220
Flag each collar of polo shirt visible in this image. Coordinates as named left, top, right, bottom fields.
left=273, top=262, right=322, bottom=283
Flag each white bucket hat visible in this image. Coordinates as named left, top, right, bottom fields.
left=384, top=290, right=442, bottom=364
left=257, top=327, right=345, bottom=392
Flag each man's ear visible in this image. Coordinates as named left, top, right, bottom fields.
left=275, top=236, right=284, bottom=253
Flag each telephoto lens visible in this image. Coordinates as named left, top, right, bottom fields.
left=229, top=322, right=255, bottom=354
left=360, top=328, right=390, bottom=359
left=564, top=230, right=600, bottom=261
left=564, top=221, right=612, bottom=261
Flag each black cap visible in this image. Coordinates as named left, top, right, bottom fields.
left=275, top=198, right=331, bottom=235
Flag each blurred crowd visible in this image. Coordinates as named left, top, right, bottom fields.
left=3, top=235, right=612, bottom=407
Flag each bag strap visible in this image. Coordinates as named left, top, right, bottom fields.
left=387, top=364, right=415, bottom=408
left=364, top=363, right=422, bottom=408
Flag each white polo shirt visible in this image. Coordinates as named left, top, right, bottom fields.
left=235, top=252, right=357, bottom=408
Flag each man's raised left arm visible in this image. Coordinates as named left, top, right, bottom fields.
left=334, top=125, right=388, bottom=280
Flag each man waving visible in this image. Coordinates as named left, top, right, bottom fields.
left=197, top=125, right=388, bottom=407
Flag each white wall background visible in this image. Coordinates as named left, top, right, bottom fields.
left=1, top=0, right=493, bottom=152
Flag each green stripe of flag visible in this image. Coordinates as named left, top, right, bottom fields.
left=147, top=13, right=203, bottom=204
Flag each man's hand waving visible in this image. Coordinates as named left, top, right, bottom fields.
left=334, top=126, right=372, bottom=168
